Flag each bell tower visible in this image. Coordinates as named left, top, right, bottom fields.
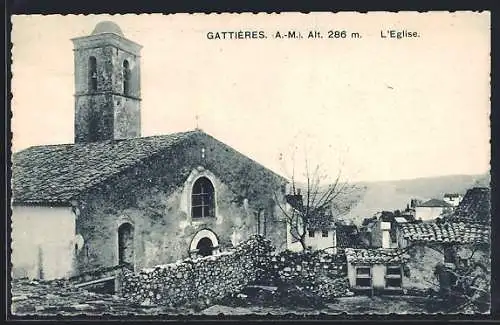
left=72, top=21, right=142, bottom=143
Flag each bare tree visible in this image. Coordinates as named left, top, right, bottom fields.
left=274, top=141, right=360, bottom=250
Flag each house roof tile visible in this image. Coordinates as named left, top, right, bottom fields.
left=307, top=214, right=336, bottom=230
left=12, top=131, right=196, bottom=204
left=446, top=187, right=490, bottom=224
left=345, top=248, right=410, bottom=265
left=398, top=222, right=490, bottom=244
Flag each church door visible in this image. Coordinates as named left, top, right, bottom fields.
left=118, top=223, right=134, bottom=269
left=196, top=237, right=214, bottom=257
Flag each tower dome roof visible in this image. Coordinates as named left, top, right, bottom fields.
left=91, top=21, right=124, bottom=37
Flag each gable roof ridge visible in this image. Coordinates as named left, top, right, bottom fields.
left=199, top=130, right=287, bottom=182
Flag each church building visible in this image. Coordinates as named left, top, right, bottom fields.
left=11, top=21, right=288, bottom=280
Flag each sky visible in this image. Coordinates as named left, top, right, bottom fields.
left=11, top=12, right=491, bottom=183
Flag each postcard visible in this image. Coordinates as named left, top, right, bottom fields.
left=9, top=12, right=491, bottom=316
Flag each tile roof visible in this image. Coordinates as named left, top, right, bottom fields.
left=12, top=130, right=287, bottom=205
left=398, top=222, right=490, bottom=244
left=417, top=198, right=453, bottom=208
left=307, top=214, right=336, bottom=230
left=345, top=248, right=410, bottom=265
left=12, top=131, right=197, bottom=204
left=446, top=187, right=490, bottom=224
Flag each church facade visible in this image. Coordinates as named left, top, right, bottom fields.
left=11, top=22, right=288, bottom=280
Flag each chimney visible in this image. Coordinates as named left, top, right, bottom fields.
left=381, top=221, right=391, bottom=248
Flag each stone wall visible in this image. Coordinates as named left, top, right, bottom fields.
left=403, top=244, right=443, bottom=291
left=403, top=242, right=490, bottom=294
left=255, top=249, right=350, bottom=299
left=120, top=235, right=273, bottom=307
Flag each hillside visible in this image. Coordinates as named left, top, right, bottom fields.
left=341, top=173, right=490, bottom=225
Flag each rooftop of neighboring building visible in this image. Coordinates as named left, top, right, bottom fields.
left=345, top=248, right=410, bottom=265
left=398, top=221, right=490, bottom=245
left=444, top=187, right=490, bottom=224
left=417, top=198, right=454, bottom=208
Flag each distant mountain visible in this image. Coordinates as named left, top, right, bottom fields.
left=343, top=173, right=490, bottom=225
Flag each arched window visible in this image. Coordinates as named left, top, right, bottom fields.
left=118, top=222, right=134, bottom=269
left=88, top=56, right=97, bottom=91
left=192, top=177, right=215, bottom=219
left=123, top=60, right=130, bottom=95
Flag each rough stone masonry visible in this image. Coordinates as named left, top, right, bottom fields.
left=256, top=249, right=351, bottom=300
left=120, top=235, right=351, bottom=307
left=120, top=235, right=274, bottom=307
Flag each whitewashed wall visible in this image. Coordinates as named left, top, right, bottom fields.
left=443, top=196, right=462, bottom=207
left=414, top=206, right=445, bottom=221
left=347, top=263, right=387, bottom=290
left=285, top=220, right=337, bottom=254
left=11, top=205, right=76, bottom=280
left=305, top=229, right=336, bottom=253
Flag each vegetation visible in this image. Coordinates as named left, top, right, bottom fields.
left=429, top=248, right=490, bottom=313
left=273, top=139, right=359, bottom=250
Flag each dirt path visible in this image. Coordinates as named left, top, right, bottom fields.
left=201, top=296, right=430, bottom=315
left=11, top=279, right=431, bottom=316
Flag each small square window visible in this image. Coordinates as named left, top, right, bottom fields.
left=386, top=265, right=401, bottom=276
left=356, top=277, right=372, bottom=287
left=356, top=267, right=371, bottom=276
left=386, top=277, right=402, bottom=288
left=308, top=230, right=315, bottom=238
left=322, top=230, right=329, bottom=237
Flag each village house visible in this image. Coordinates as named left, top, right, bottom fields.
left=443, top=187, right=490, bottom=225
left=284, top=216, right=337, bottom=254
left=10, top=21, right=289, bottom=281
left=414, top=198, right=454, bottom=221
left=443, top=193, right=463, bottom=207
left=346, top=186, right=489, bottom=295
left=284, top=192, right=337, bottom=253
left=345, top=211, right=410, bottom=294
left=335, top=222, right=365, bottom=252
left=304, top=215, right=337, bottom=253
left=345, top=247, right=409, bottom=295
left=359, top=211, right=412, bottom=249
left=395, top=187, right=490, bottom=292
